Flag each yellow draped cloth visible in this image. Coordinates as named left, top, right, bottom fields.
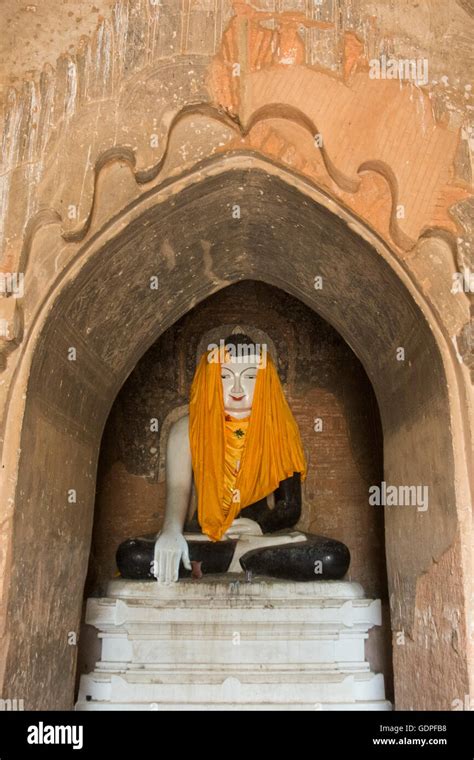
left=222, top=415, right=249, bottom=520
left=189, top=350, right=307, bottom=541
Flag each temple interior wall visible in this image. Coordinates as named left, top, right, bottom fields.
left=0, top=0, right=472, bottom=712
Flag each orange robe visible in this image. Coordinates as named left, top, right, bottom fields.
left=222, top=415, right=249, bottom=519
left=189, top=351, right=307, bottom=541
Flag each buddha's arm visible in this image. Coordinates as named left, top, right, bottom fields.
left=254, top=473, right=302, bottom=533
left=153, top=415, right=192, bottom=582
left=161, top=414, right=193, bottom=532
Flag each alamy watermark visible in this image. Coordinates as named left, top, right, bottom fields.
left=451, top=694, right=474, bottom=710
left=369, top=55, right=429, bottom=86
left=0, top=698, right=24, bottom=710
left=451, top=268, right=474, bottom=294
left=369, top=482, right=428, bottom=512
left=27, top=721, right=83, bottom=750
left=0, top=272, right=24, bottom=298
left=207, top=339, right=268, bottom=368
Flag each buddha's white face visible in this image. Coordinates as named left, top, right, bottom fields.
left=221, top=355, right=259, bottom=419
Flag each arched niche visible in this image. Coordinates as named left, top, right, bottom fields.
left=1, top=162, right=470, bottom=709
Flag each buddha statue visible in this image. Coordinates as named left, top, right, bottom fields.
left=117, top=332, right=350, bottom=583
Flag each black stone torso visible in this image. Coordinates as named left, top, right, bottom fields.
left=184, top=472, right=302, bottom=534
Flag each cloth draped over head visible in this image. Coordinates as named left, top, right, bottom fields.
left=189, top=345, right=307, bottom=541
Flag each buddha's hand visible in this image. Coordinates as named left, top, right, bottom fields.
left=224, top=517, right=263, bottom=538
left=152, top=530, right=191, bottom=583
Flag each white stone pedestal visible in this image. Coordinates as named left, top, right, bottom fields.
left=76, top=576, right=391, bottom=710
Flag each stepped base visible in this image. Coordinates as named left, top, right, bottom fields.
left=76, top=577, right=391, bottom=711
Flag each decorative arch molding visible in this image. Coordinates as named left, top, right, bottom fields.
left=3, top=152, right=470, bottom=384
left=0, top=160, right=471, bottom=710
left=14, top=99, right=465, bottom=267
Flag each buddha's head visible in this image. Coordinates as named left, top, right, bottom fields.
left=217, top=333, right=265, bottom=419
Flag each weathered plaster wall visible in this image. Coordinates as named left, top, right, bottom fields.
left=0, top=0, right=472, bottom=711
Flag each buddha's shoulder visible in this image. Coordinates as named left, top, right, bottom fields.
left=169, top=414, right=189, bottom=439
